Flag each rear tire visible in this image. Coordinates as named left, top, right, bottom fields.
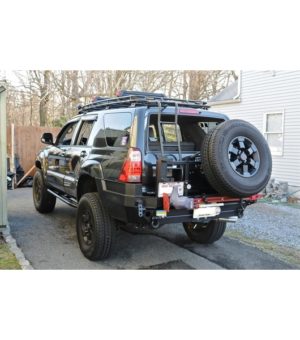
left=183, top=220, right=226, bottom=244
left=32, top=170, right=56, bottom=213
left=76, top=193, right=115, bottom=261
left=201, top=126, right=220, bottom=190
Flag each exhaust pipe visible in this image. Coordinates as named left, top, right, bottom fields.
left=218, top=216, right=239, bottom=223
left=151, top=219, right=160, bottom=229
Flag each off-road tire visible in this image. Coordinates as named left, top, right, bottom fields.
left=183, top=220, right=226, bottom=244
left=32, top=169, right=56, bottom=213
left=201, top=126, right=220, bottom=191
left=201, top=119, right=272, bottom=197
left=76, top=192, right=115, bottom=261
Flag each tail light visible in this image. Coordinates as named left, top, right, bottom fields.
left=118, top=148, right=142, bottom=183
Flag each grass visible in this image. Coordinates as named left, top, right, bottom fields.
left=258, top=198, right=300, bottom=209
left=225, top=229, right=300, bottom=268
left=0, top=236, right=21, bottom=270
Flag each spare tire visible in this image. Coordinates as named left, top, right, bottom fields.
left=201, top=119, right=272, bottom=197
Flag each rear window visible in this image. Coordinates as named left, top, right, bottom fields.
left=162, top=123, right=182, bottom=143
left=148, top=114, right=221, bottom=151
left=104, top=112, right=132, bottom=147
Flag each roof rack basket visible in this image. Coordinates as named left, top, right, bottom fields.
left=78, top=90, right=209, bottom=115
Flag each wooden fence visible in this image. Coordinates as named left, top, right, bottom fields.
left=7, top=125, right=61, bottom=175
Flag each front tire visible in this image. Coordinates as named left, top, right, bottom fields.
left=76, top=193, right=115, bottom=261
left=32, top=170, right=56, bottom=213
left=183, top=220, right=226, bottom=244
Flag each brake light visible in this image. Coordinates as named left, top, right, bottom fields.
left=118, top=148, right=142, bottom=183
left=178, top=108, right=199, bottom=115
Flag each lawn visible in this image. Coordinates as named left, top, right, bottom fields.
left=0, top=234, right=21, bottom=269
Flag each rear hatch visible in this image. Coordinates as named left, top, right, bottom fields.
left=142, top=109, right=226, bottom=198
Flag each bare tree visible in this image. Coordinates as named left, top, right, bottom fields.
left=7, top=70, right=238, bottom=127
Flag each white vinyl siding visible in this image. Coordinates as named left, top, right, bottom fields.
left=210, top=71, right=300, bottom=187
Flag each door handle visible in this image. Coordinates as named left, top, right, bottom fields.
left=61, top=148, right=69, bottom=157
left=80, top=150, right=87, bottom=158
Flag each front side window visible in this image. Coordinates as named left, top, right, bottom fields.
left=264, top=112, right=284, bottom=155
left=104, top=113, right=132, bottom=147
left=57, top=121, right=78, bottom=145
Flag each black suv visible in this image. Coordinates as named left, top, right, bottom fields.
left=33, top=90, right=272, bottom=260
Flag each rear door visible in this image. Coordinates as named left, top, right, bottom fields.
left=63, top=115, right=97, bottom=197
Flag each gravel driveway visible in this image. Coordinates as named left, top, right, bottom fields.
left=227, top=202, right=300, bottom=249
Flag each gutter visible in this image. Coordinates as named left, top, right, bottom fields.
left=233, top=70, right=241, bottom=100
left=209, top=98, right=241, bottom=106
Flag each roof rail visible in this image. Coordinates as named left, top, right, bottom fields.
left=77, top=90, right=209, bottom=114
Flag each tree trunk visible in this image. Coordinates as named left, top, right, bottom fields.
left=39, top=70, right=51, bottom=126
left=182, top=71, right=188, bottom=100
left=71, top=70, right=79, bottom=113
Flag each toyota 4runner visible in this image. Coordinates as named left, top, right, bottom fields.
left=33, top=90, right=272, bottom=260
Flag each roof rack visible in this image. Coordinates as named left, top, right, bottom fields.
left=116, top=90, right=166, bottom=99
left=78, top=90, right=209, bottom=114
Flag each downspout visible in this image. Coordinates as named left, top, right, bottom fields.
left=0, top=82, right=7, bottom=228
left=233, top=70, right=241, bottom=100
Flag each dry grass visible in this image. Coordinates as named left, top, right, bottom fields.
left=0, top=235, right=21, bottom=270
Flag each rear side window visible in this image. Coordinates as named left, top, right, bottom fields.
left=104, top=113, right=132, bottom=147
left=75, top=120, right=95, bottom=145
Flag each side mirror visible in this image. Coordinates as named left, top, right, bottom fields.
left=41, top=132, right=54, bottom=145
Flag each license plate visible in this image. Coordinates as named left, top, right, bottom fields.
left=158, top=182, right=184, bottom=197
left=156, top=210, right=167, bottom=218
left=193, top=205, right=222, bottom=219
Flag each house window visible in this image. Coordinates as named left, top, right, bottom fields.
left=264, top=112, right=284, bottom=155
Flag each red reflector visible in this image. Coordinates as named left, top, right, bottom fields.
left=163, top=193, right=170, bottom=213
left=118, top=148, right=142, bottom=183
left=178, top=108, right=199, bottom=115
left=248, top=193, right=264, bottom=201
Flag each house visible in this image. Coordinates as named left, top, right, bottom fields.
left=209, top=71, right=300, bottom=196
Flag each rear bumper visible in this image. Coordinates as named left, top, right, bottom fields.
left=151, top=201, right=246, bottom=227
left=97, top=179, right=258, bottom=226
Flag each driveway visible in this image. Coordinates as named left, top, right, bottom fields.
left=8, top=188, right=296, bottom=269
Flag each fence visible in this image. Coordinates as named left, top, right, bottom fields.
left=7, top=125, right=61, bottom=176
